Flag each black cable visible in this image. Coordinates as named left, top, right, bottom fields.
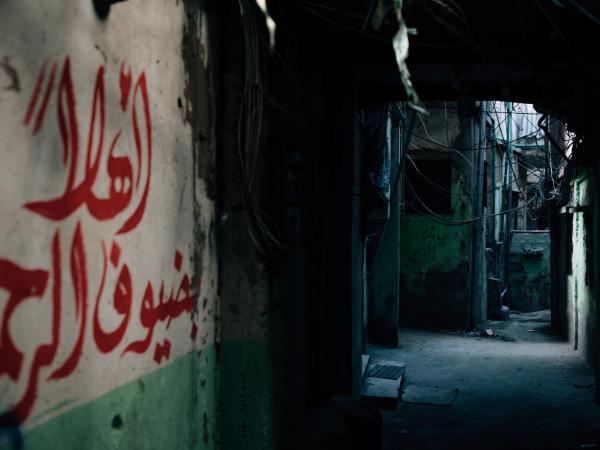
left=538, top=114, right=571, bottom=163
left=405, top=175, right=535, bottom=227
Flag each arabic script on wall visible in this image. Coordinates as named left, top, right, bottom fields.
left=0, top=56, right=200, bottom=424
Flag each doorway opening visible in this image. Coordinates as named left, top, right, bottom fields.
left=394, top=101, right=557, bottom=330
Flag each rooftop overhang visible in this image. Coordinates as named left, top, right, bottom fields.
left=270, top=0, right=600, bottom=120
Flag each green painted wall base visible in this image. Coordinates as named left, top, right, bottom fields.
left=1, top=348, right=217, bottom=450
left=218, top=339, right=274, bottom=450
left=400, top=214, right=472, bottom=329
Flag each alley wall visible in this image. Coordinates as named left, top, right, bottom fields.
left=399, top=101, right=484, bottom=329
left=554, top=165, right=598, bottom=372
left=507, top=231, right=551, bottom=312
left=0, top=1, right=218, bottom=448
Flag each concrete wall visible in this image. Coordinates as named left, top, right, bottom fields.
left=399, top=102, right=481, bottom=330
left=507, top=231, right=550, bottom=312
left=399, top=173, right=472, bottom=329
left=553, top=164, right=598, bottom=374
left=568, top=170, right=597, bottom=367
left=214, top=5, right=276, bottom=449
left=367, top=112, right=401, bottom=347
left=0, top=1, right=217, bottom=448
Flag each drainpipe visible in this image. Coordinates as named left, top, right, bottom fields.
left=503, top=102, right=513, bottom=301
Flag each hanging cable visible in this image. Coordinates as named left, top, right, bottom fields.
left=238, top=0, right=283, bottom=257
left=537, top=114, right=571, bottom=163
left=405, top=175, right=536, bottom=227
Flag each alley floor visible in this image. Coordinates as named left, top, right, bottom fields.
left=370, top=311, right=600, bottom=450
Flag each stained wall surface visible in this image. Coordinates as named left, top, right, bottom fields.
left=552, top=164, right=598, bottom=374
left=508, top=231, right=551, bottom=312
left=567, top=170, right=596, bottom=369
left=399, top=102, right=478, bottom=329
left=0, top=1, right=218, bottom=448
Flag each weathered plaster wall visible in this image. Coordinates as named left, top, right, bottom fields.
left=399, top=102, right=477, bottom=330
left=213, top=5, right=276, bottom=450
left=568, top=170, right=597, bottom=368
left=507, top=231, right=550, bottom=312
left=0, top=1, right=217, bottom=448
left=551, top=153, right=600, bottom=399
left=399, top=175, right=473, bottom=328
left=553, top=164, right=598, bottom=375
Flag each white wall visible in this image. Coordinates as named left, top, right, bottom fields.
left=0, top=0, right=216, bottom=431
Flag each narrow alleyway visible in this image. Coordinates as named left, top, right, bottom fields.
left=372, top=312, right=600, bottom=450
left=5, top=2, right=600, bottom=449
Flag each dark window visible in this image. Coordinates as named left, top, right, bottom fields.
left=405, top=159, right=452, bottom=214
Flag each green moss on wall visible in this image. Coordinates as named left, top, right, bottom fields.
left=400, top=172, right=473, bottom=329
left=218, top=340, right=274, bottom=450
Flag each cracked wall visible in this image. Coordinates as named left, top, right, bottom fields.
left=568, top=169, right=597, bottom=368
left=399, top=101, right=481, bottom=330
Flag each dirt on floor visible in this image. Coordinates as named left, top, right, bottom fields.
left=370, top=310, right=600, bottom=450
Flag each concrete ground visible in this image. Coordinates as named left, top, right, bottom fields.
left=370, top=311, right=600, bottom=450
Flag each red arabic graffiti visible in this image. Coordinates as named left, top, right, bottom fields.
left=0, top=227, right=195, bottom=423
left=0, top=57, right=199, bottom=424
left=22, top=57, right=152, bottom=234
